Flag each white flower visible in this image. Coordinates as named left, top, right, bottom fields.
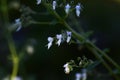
left=56, top=34, right=62, bottom=46
left=63, top=63, right=70, bottom=74
left=47, top=37, right=54, bottom=49
left=36, top=0, right=41, bottom=5
left=52, top=1, right=57, bottom=10
left=75, top=3, right=81, bottom=17
left=66, top=31, right=72, bottom=43
left=15, top=18, right=22, bottom=32
left=65, top=3, right=71, bottom=14
left=75, top=73, right=82, bottom=80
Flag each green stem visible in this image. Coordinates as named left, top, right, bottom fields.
left=10, top=57, right=19, bottom=80
left=1, top=0, right=9, bottom=24
left=30, top=21, right=59, bottom=25
left=31, top=21, right=53, bottom=25
left=7, top=33, right=19, bottom=80
left=1, top=0, right=19, bottom=79
left=86, top=41, right=120, bottom=71
left=86, top=45, right=120, bottom=80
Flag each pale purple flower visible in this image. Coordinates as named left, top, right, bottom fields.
left=47, top=37, right=54, bottom=49
left=75, top=3, right=82, bottom=17
left=65, top=4, right=71, bottom=14
left=75, top=73, right=82, bottom=80
left=36, top=0, right=41, bottom=5
left=66, top=31, right=72, bottom=43
left=52, top=1, right=57, bottom=10
left=56, top=34, right=62, bottom=46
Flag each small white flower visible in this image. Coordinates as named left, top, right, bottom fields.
left=47, top=37, right=54, bottom=49
left=75, top=3, right=82, bottom=17
left=15, top=18, right=22, bottom=31
left=36, top=0, right=41, bottom=5
left=75, top=73, right=82, bottom=80
left=66, top=31, right=72, bottom=43
left=56, top=34, right=62, bottom=46
left=52, top=1, right=57, bottom=10
left=63, top=63, right=70, bottom=74
left=65, top=3, right=71, bottom=14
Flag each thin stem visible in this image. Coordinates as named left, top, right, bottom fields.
left=10, top=57, right=19, bottom=80
left=68, top=13, right=84, bottom=33
left=1, top=0, right=9, bottom=23
left=31, top=21, right=53, bottom=25
left=1, top=0, right=19, bottom=79
left=86, top=45, right=120, bottom=80
left=7, top=33, right=19, bottom=80
left=30, top=21, right=59, bottom=25
left=86, top=41, right=120, bottom=71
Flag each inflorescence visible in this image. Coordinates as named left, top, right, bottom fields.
left=47, top=31, right=72, bottom=49
left=36, top=0, right=82, bottom=17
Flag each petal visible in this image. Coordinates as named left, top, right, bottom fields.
left=52, top=1, right=56, bottom=10
left=48, top=37, right=54, bottom=42
left=76, top=10, right=80, bottom=17
left=56, top=39, right=61, bottom=46
left=37, top=0, right=41, bottom=5
left=66, top=36, right=71, bottom=43
left=47, top=42, right=52, bottom=49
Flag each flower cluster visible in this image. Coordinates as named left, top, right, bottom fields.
left=75, top=69, right=87, bottom=80
left=65, top=3, right=82, bottom=17
left=47, top=31, right=72, bottom=49
left=63, top=56, right=93, bottom=75
left=36, top=0, right=82, bottom=17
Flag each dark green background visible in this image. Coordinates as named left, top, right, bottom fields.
left=0, top=0, right=120, bottom=80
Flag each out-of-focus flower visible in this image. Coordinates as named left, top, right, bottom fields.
left=52, top=1, right=57, bottom=10
left=9, top=1, right=20, bottom=10
left=15, top=18, right=22, bottom=32
left=75, top=73, right=82, bottom=80
left=65, top=3, right=71, bottom=14
left=56, top=34, right=62, bottom=46
left=47, top=37, right=54, bottom=49
left=13, top=77, right=22, bottom=80
left=2, top=76, right=22, bottom=80
left=26, top=45, right=34, bottom=55
left=75, top=3, right=81, bottom=17
left=63, top=63, right=70, bottom=74
left=36, top=0, right=41, bottom=5
left=66, top=31, right=72, bottom=43
left=82, top=69, right=87, bottom=80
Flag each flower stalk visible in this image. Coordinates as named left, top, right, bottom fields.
left=43, top=2, right=120, bottom=79
left=1, top=0, right=19, bottom=79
